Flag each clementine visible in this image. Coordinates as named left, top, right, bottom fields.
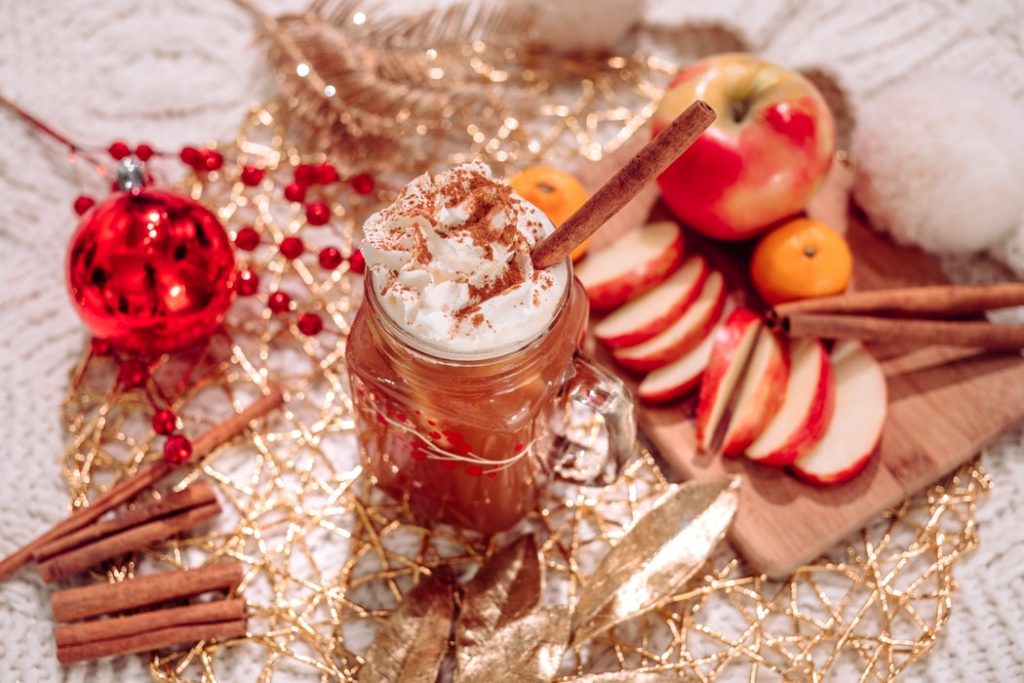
left=750, top=218, right=853, bottom=305
left=509, top=166, right=591, bottom=261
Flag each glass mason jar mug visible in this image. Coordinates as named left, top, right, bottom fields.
left=346, top=268, right=636, bottom=534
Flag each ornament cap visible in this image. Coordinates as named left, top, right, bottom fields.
left=116, top=157, right=147, bottom=193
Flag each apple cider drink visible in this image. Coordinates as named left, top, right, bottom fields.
left=346, top=163, right=635, bottom=533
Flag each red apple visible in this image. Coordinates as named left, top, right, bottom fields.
left=791, top=341, right=887, bottom=485
left=716, top=325, right=789, bottom=456
left=576, top=221, right=684, bottom=309
left=746, top=339, right=834, bottom=467
left=695, top=307, right=761, bottom=451
left=595, top=255, right=708, bottom=348
left=653, top=53, right=835, bottom=241
left=612, top=271, right=726, bottom=372
left=636, top=300, right=731, bottom=403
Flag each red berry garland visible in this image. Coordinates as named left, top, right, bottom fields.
left=268, top=291, right=291, bottom=314
left=297, top=312, right=324, bottom=336
left=151, top=409, right=178, bottom=435
left=280, top=237, right=304, bottom=259
left=284, top=182, right=306, bottom=203
left=240, top=165, right=265, bottom=187
left=108, top=140, right=131, bottom=160
left=235, top=226, right=260, bottom=251
left=73, top=195, right=96, bottom=215
left=348, top=249, right=366, bottom=274
left=163, top=434, right=193, bottom=464
left=318, top=247, right=343, bottom=269
left=237, top=269, right=260, bottom=296
left=305, top=201, right=330, bottom=226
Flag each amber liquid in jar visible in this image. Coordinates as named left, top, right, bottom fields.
left=346, top=277, right=589, bottom=534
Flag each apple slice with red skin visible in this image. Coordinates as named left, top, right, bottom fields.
left=576, top=221, right=684, bottom=310
left=595, top=255, right=709, bottom=348
left=636, top=300, right=732, bottom=403
left=695, top=307, right=761, bottom=451
left=717, top=324, right=789, bottom=456
left=745, top=339, right=834, bottom=467
left=612, top=271, right=726, bottom=372
left=791, top=340, right=887, bottom=485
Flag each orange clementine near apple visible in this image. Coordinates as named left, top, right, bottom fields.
left=510, top=166, right=591, bottom=261
left=750, top=218, right=852, bottom=305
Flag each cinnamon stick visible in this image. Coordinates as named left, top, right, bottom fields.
left=57, top=617, right=246, bottom=665
left=773, top=283, right=1024, bottom=319
left=777, top=313, right=1024, bottom=349
left=0, top=385, right=284, bottom=582
left=55, top=598, right=245, bottom=648
left=34, top=481, right=217, bottom=563
left=38, top=501, right=221, bottom=583
left=531, top=100, right=716, bottom=269
left=51, top=562, right=244, bottom=623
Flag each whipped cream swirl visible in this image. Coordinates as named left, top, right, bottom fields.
left=361, top=162, right=569, bottom=356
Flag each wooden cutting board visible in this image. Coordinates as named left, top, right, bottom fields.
left=578, top=155, right=1024, bottom=577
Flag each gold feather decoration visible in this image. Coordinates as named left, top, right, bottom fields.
left=233, top=0, right=674, bottom=175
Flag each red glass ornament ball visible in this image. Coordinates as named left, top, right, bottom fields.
left=280, top=236, right=304, bottom=259
left=108, top=140, right=131, bottom=160
left=237, top=269, right=260, bottom=296
left=235, top=226, right=260, bottom=251
left=151, top=409, right=177, bottom=435
left=350, top=173, right=375, bottom=195
left=66, top=188, right=237, bottom=356
left=163, top=434, right=193, bottom=464
left=268, top=290, right=291, bottom=314
left=348, top=249, right=366, bottom=274
left=240, top=165, right=265, bottom=187
left=73, top=195, right=96, bottom=216
left=318, top=247, right=343, bottom=270
left=135, top=144, right=155, bottom=161
left=306, top=201, right=330, bottom=226
left=283, top=183, right=306, bottom=203
left=298, top=312, right=324, bottom=336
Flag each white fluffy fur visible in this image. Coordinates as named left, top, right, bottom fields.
left=852, top=75, right=1024, bottom=254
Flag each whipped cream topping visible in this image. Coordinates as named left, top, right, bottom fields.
left=361, top=162, right=569, bottom=356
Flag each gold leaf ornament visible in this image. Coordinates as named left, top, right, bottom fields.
left=456, top=535, right=567, bottom=682
left=570, top=476, right=740, bottom=645
left=357, top=575, right=455, bottom=683
left=456, top=605, right=569, bottom=683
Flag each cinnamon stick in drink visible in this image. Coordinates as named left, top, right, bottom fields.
left=531, top=100, right=715, bottom=269
left=38, top=501, right=221, bottom=583
left=0, top=385, right=284, bottom=582
left=55, top=598, right=245, bottom=648
left=34, top=481, right=217, bottom=563
left=51, top=562, right=244, bottom=623
left=773, top=283, right=1024, bottom=319
left=57, top=617, right=247, bottom=665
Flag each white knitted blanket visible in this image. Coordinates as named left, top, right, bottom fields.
left=1, top=0, right=1022, bottom=680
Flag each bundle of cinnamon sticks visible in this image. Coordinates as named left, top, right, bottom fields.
left=768, top=283, right=1024, bottom=348
left=0, top=385, right=285, bottom=666
left=52, top=562, right=246, bottom=665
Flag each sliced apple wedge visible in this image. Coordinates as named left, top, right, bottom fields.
left=746, top=339, right=834, bottom=467
left=612, top=271, right=726, bottom=372
left=717, top=326, right=789, bottom=456
left=695, top=308, right=761, bottom=451
left=636, top=300, right=732, bottom=403
left=792, top=341, right=887, bottom=485
left=576, top=221, right=684, bottom=309
left=595, top=255, right=708, bottom=348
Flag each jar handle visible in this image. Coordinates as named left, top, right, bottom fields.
left=550, top=351, right=636, bottom=486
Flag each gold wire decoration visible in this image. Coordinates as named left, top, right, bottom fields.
left=56, top=55, right=987, bottom=683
